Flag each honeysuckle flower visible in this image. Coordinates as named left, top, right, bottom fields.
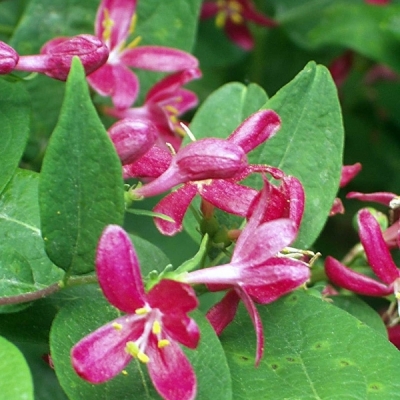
left=71, top=225, right=199, bottom=400
left=184, top=181, right=310, bottom=364
left=365, top=0, right=390, bottom=4
left=328, top=51, right=354, bottom=88
left=107, top=118, right=158, bottom=165
left=201, top=0, right=277, bottom=51
left=13, top=34, right=109, bottom=81
left=130, top=110, right=283, bottom=235
left=0, top=42, right=19, bottom=73
left=105, top=68, right=202, bottom=152
left=87, top=0, right=199, bottom=109
left=325, top=209, right=400, bottom=310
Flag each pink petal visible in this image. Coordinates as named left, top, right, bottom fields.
left=95, top=0, right=136, bottom=49
left=71, top=314, right=143, bottom=383
left=198, top=180, right=257, bottom=216
left=96, top=225, right=146, bottom=313
left=236, top=287, right=264, bottom=366
left=235, top=218, right=297, bottom=265
left=242, top=257, right=310, bottom=304
left=87, top=63, right=139, bottom=109
left=328, top=51, right=354, bottom=88
left=228, top=110, right=281, bottom=153
left=147, top=280, right=198, bottom=314
left=281, top=176, right=305, bottom=228
left=358, top=209, right=400, bottom=284
left=347, top=191, right=397, bottom=206
left=225, top=20, right=254, bottom=51
left=153, top=184, right=198, bottom=235
left=340, top=163, right=362, bottom=187
left=146, top=339, right=197, bottom=400
left=200, top=2, right=219, bottom=19
left=163, top=315, right=200, bottom=349
left=121, top=46, right=198, bottom=72
left=325, top=256, right=393, bottom=296
left=206, top=290, right=241, bottom=335
left=329, top=198, right=345, bottom=216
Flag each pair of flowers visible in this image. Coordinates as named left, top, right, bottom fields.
left=71, top=178, right=310, bottom=400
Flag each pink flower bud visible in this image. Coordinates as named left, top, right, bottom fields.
left=176, top=138, right=247, bottom=180
left=40, top=34, right=109, bottom=80
left=107, top=118, right=158, bottom=165
left=0, top=41, right=19, bottom=74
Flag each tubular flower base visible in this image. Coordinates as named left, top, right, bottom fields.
left=71, top=225, right=199, bottom=400
left=325, top=209, right=400, bottom=309
left=87, top=0, right=199, bottom=109
left=184, top=180, right=310, bottom=365
left=201, top=0, right=277, bottom=50
left=131, top=110, right=283, bottom=235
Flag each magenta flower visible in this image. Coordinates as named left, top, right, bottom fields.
left=130, top=110, right=283, bottom=235
left=0, top=42, right=19, bottom=73
left=201, top=0, right=277, bottom=50
left=184, top=181, right=310, bottom=364
left=0, top=35, right=108, bottom=80
left=325, top=209, right=400, bottom=305
left=87, top=0, right=199, bottom=109
left=105, top=67, right=202, bottom=152
left=71, top=225, right=199, bottom=400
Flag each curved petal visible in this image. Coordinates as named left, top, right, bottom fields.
left=153, top=184, right=198, bottom=235
left=121, top=46, right=198, bottom=71
left=236, top=287, right=264, bottom=366
left=225, top=20, right=254, bottom=51
left=242, top=257, right=310, bottom=304
left=325, top=256, right=393, bottom=296
left=281, top=175, right=305, bottom=228
left=358, top=209, right=400, bottom=284
left=346, top=191, right=397, bottom=206
left=198, top=179, right=257, bottom=216
left=96, top=225, right=146, bottom=313
left=340, top=163, right=362, bottom=187
left=95, top=0, right=137, bottom=48
left=163, top=315, right=200, bottom=349
left=71, top=314, right=143, bottom=383
left=87, top=63, right=116, bottom=96
left=147, top=338, right=197, bottom=400
left=242, top=7, right=277, bottom=27
left=206, top=290, right=240, bottom=335
left=228, top=110, right=281, bottom=154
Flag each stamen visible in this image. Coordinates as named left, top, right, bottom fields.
left=158, top=339, right=170, bottom=348
left=102, top=9, right=114, bottom=43
left=165, top=105, right=180, bottom=115
left=179, top=123, right=197, bottom=142
left=129, top=13, right=138, bottom=35
left=126, top=36, right=142, bottom=49
left=135, top=306, right=150, bottom=315
left=166, top=142, right=177, bottom=155
left=112, top=322, right=123, bottom=331
left=125, top=341, right=150, bottom=364
left=152, top=320, right=161, bottom=335
left=215, top=11, right=227, bottom=28
left=231, top=12, right=244, bottom=24
left=175, top=126, right=187, bottom=138
left=122, top=370, right=128, bottom=375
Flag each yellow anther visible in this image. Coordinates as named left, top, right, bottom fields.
left=129, top=13, right=138, bottom=35
left=229, top=1, right=243, bottom=13
left=217, top=0, right=226, bottom=8
left=121, top=370, right=128, bottom=375
left=135, top=306, right=150, bottom=315
left=137, top=351, right=150, bottom=363
left=126, top=35, right=142, bottom=49
left=158, top=339, right=170, bottom=348
left=170, top=115, right=179, bottom=124
left=112, top=322, right=123, bottom=331
left=152, top=320, right=161, bottom=335
left=165, top=105, right=180, bottom=115
left=215, top=11, right=227, bottom=28
left=231, top=12, right=244, bottom=24
left=102, top=9, right=114, bottom=42
left=175, top=126, right=187, bottom=137
left=125, top=341, right=139, bottom=357
left=396, top=292, right=400, bottom=300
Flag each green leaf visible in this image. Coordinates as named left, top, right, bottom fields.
left=39, top=58, right=125, bottom=275
left=221, top=290, right=400, bottom=399
left=0, top=78, right=30, bottom=194
left=0, top=336, right=34, bottom=400
left=256, top=61, right=344, bottom=247
left=50, top=295, right=232, bottom=400
left=0, top=169, right=64, bottom=312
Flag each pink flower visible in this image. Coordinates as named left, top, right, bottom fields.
left=71, top=225, right=199, bottom=400
left=0, top=42, right=19, bottom=73
left=184, top=181, right=310, bottom=364
left=328, top=51, right=354, bottom=88
left=325, top=209, right=400, bottom=304
left=88, top=0, right=199, bottom=109
left=201, top=0, right=277, bottom=50
left=1, top=35, right=109, bottom=80
left=131, top=110, right=283, bottom=235
left=105, top=68, right=202, bottom=152
left=365, top=0, right=390, bottom=4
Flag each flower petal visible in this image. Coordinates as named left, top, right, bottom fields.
left=96, top=225, right=146, bottom=313
left=225, top=20, right=254, bottom=51
left=206, top=289, right=240, bottom=335
left=358, top=209, right=400, bottom=284
left=153, top=184, right=198, bottom=235
left=71, top=314, right=143, bottom=383
left=200, top=2, right=219, bottom=19
left=121, top=46, right=198, bottom=71
left=163, top=315, right=200, bottom=349
left=340, top=163, right=362, bottom=187
left=147, top=338, right=197, bottom=400
left=228, top=110, right=281, bottom=153
left=325, top=256, right=393, bottom=296
left=347, top=191, right=397, bottom=206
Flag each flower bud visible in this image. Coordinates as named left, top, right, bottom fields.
left=108, top=118, right=158, bottom=165
left=0, top=41, right=19, bottom=74
left=176, top=138, right=247, bottom=180
left=40, top=34, right=109, bottom=80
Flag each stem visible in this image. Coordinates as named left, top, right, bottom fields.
left=341, top=242, right=364, bottom=265
left=0, top=274, right=98, bottom=306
